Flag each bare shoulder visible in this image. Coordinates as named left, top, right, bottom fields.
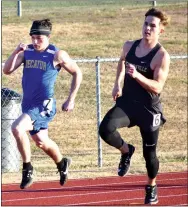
left=55, top=50, right=69, bottom=59
left=122, top=40, right=136, bottom=56
left=123, top=40, right=135, bottom=51
left=152, top=45, right=170, bottom=72
left=54, top=50, right=71, bottom=64
left=157, top=46, right=170, bottom=62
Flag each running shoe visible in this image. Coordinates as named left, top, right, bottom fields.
left=118, top=144, right=135, bottom=176
left=145, top=185, right=158, bottom=204
left=57, top=157, right=72, bottom=186
left=20, top=166, right=34, bottom=189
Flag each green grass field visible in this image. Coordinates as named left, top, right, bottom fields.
left=2, top=1, right=187, bottom=183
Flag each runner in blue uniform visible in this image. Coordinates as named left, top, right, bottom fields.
left=3, top=19, right=82, bottom=189
left=99, top=8, right=170, bottom=204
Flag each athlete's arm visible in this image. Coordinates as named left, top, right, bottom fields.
left=127, top=48, right=170, bottom=94
left=112, top=41, right=133, bottom=101
left=55, top=50, right=82, bottom=111
left=3, top=43, right=26, bottom=75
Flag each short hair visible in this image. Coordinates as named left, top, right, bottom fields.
left=30, top=19, right=52, bottom=36
left=145, top=8, right=170, bottom=26
left=32, top=19, right=52, bottom=31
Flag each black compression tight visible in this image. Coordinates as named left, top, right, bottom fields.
left=99, top=106, right=160, bottom=179
left=140, top=128, right=159, bottom=179
left=99, top=106, right=130, bottom=149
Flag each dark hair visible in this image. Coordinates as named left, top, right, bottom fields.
left=30, top=19, right=52, bottom=36
left=33, top=19, right=52, bottom=31
left=145, top=8, right=170, bottom=26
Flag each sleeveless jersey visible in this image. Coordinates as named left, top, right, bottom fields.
left=22, top=44, right=60, bottom=105
left=122, top=39, right=161, bottom=106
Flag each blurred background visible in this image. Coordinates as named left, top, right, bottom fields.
left=1, top=0, right=187, bottom=184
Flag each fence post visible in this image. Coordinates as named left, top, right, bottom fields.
left=17, top=0, right=22, bottom=17
left=95, top=56, right=102, bottom=167
left=152, top=1, right=157, bottom=7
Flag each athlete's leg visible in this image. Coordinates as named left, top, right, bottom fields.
left=99, top=106, right=131, bottom=153
left=31, top=129, right=63, bottom=163
left=99, top=105, right=135, bottom=176
left=140, top=128, right=160, bottom=185
left=12, top=113, right=34, bottom=189
left=11, top=113, right=33, bottom=163
left=31, top=129, right=71, bottom=186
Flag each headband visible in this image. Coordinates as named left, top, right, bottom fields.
left=29, top=23, right=51, bottom=36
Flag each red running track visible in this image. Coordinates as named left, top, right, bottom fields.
left=2, top=171, right=188, bottom=206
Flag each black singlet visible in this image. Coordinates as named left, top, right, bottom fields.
left=122, top=39, right=161, bottom=106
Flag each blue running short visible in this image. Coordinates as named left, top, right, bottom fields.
left=22, top=98, right=56, bottom=135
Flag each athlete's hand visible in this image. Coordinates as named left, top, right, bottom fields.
left=112, top=85, right=122, bottom=101
left=126, top=63, right=138, bottom=79
left=62, top=99, right=75, bottom=112
left=15, top=43, right=27, bottom=54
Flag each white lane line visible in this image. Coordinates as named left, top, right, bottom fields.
left=2, top=185, right=187, bottom=202
left=2, top=171, right=187, bottom=186
left=2, top=177, right=187, bottom=194
left=69, top=194, right=188, bottom=206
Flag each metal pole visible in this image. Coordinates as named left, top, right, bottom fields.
left=17, top=0, right=22, bottom=17
left=95, top=56, right=102, bottom=167
left=152, top=1, right=157, bottom=7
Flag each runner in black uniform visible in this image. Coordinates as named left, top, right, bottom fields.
left=99, top=8, right=170, bottom=204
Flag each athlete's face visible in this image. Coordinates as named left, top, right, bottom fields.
left=142, top=16, right=164, bottom=41
left=31, top=35, right=50, bottom=51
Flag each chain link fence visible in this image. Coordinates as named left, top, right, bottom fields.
left=2, top=0, right=187, bottom=18
left=1, top=88, right=22, bottom=173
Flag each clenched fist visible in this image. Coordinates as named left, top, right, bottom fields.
left=15, top=43, right=27, bottom=53
left=126, top=63, right=138, bottom=79
left=112, top=85, right=122, bottom=101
